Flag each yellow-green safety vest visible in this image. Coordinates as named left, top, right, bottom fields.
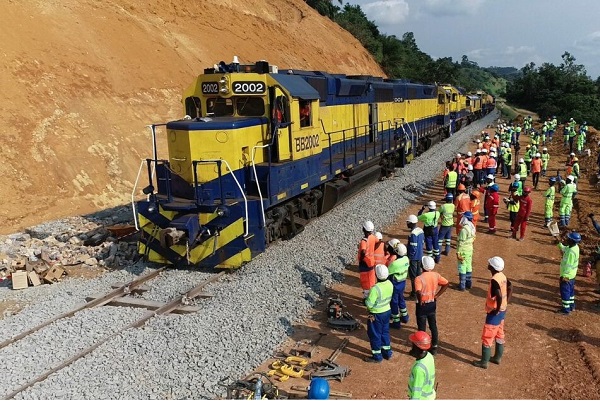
left=366, top=280, right=393, bottom=313
left=408, top=352, right=436, bottom=400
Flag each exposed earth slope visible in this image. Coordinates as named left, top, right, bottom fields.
left=0, top=0, right=384, bottom=234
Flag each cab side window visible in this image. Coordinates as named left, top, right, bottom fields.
left=299, top=100, right=311, bottom=128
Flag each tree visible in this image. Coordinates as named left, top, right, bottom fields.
left=305, top=0, right=342, bottom=19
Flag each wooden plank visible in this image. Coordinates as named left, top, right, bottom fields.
left=85, top=294, right=201, bottom=314
left=28, top=271, right=42, bottom=287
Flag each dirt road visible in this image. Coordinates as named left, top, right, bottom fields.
left=259, top=123, right=600, bottom=399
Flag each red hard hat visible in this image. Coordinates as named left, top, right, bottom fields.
left=457, top=184, right=466, bottom=191
left=409, top=331, right=432, bottom=350
left=523, top=187, right=532, bottom=193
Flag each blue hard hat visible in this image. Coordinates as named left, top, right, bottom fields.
left=308, top=378, right=330, bottom=400
left=567, top=232, right=581, bottom=243
left=489, top=184, right=499, bottom=192
left=445, top=193, right=454, bottom=201
left=462, top=211, right=474, bottom=221
left=549, top=177, right=557, bottom=183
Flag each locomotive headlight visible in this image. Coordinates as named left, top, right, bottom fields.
left=219, top=76, right=229, bottom=94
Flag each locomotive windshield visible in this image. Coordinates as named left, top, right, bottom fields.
left=207, top=97, right=265, bottom=117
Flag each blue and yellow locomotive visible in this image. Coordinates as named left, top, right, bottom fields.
left=135, top=58, right=493, bottom=268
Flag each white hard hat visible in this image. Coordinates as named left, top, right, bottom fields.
left=388, top=238, right=400, bottom=248
left=468, top=164, right=473, bottom=171
left=519, top=158, right=524, bottom=163
left=535, top=153, right=541, bottom=157
left=488, top=256, right=505, bottom=272
left=421, top=256, right=435, bottom=271
left=567, top=175, right=575, bottom=181
left=407, top=214, right=418, bottom=224
left=490, top=146, right=496, bottom=152
left=428, top=201, right=437, bottom=209
left=456, top=153, right=461, bottom=158
left=375, top=264, right=389, bottom=280
left=490, top=152, right=496, bottom=157
left=570, top=152, right=575, bottom=156
left=486, top=174, right=494, bottom=180
left=482, top=130, right=486, bottom=134
left=467, top=151, right=472, bottom=157
left=476, top=139, right=481, bottom=143
left=363, top=220, right=375, bottom=232
left=543, top=147, right=548, bottom=151
left=375, top=232, right=383, bottom=241
left=514, top=174, right=520, bottom=180
left=504, top=143, right=509, bottom=148
left=395, top=243, right=407, bottom=257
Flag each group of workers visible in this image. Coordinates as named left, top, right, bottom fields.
left=354, top=116, right=593, bottom=399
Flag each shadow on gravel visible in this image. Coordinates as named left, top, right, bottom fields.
left=517, top=253, right=557, bottom=265
left=527, top=323, right=600, bottom=347
left=81, top=203, right=134, bottom=224
left=294, top=265, right=323, bottom=297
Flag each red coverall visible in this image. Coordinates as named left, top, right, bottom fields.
left=485, top=191, right=500, bottom=231
left=512, top=194, right=533, bottom=239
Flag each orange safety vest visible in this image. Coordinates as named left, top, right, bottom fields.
left=455, top=193, right=471, bottom=214
left=483, top=142, right=492, bottom=151
left=485, top=272, right=508, bottom=313
left=373, top=241, right=386, bottom=265
left=415, top=271, right=448, bottom=303
left=470, top=197, right=480, bottom=220
left=531, top=158, right=542, bottom=173
left=358, top=234, right=377, bottom=267
left=473, top=157, right=484, bottom=170
left=486, top=157, right=497, bottom=169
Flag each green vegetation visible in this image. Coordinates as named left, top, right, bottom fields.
left=305, top=1, right=508, bottom=96
left=495, top=101, right=519, bottom=121
left=506, top=52, right=600, bottom=126
left=306, top=2, right=600, bottom=127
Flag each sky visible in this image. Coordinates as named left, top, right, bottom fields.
left=345, top=0, right=600, bottom=78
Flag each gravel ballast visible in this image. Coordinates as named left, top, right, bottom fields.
left=1, top=112, right=498, bottom=399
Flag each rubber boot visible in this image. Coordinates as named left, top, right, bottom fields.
left=490, top=343, right=504, bottom=365
left=559, top=215, right=566, bottom=227
left=458, top=273, right=466, bottom=291
left=465, top=272, right=473, bottom=289
left=445, top=245, right=450, bottom=256
left=473, top=345, right=491, bottom=369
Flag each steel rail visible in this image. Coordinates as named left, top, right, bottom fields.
left=3, top=271, right=226, bottom=400
left=0, top=267, right=166, bottom=351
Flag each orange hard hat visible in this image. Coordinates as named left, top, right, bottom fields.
left=471, top=191, right=481, bottom=199
left=409, top=331, right=432, bottom=350
left=457, top=184, right=466, bottom=191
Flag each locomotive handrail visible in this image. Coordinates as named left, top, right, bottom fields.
left=193, top=160, right=225, bottom=205
left=193, top=158, right=249, bottom=237
left=251, top=144, right=268, bottom=228
left=131, top=159, right=146, bottom=231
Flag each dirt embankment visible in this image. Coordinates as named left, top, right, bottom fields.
left=0, top=0, right=384, bottom=234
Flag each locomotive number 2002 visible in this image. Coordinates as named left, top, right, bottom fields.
left=295, top=134, right=320, bottom=152
left=232, top=81, right=266, bottom=94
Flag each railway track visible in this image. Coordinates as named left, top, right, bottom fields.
left=1, top=270, right=226, bottom=400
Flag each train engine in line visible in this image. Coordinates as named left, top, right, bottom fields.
left=134, top=58, right=454, bottom=268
